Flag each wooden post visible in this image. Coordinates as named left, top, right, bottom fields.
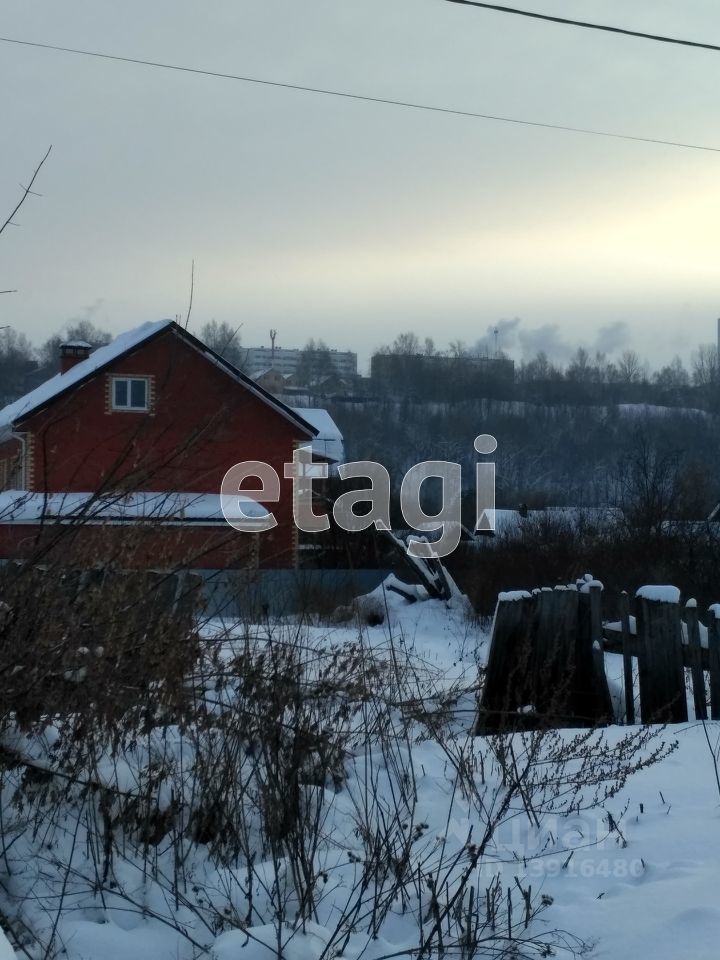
left=476, top=592, right=534, bottom=733
left=575, top=585, right=612, bottom=725
left=575, top=589, right=598, bottom=722
left=589, top=584, right=613, bottom=722
left=636, top=591, right=687, bottom=724
left=707, top=607, right=720, bottom=721
left=685, top=600, right=707, bottom=721
left=619, top=591, right=635, bottom=725
left=532, top=586, right=582, bottom=725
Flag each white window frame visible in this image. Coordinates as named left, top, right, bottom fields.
left=111, top=376, right=150, bottom=412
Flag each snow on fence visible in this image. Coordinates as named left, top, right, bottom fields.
left=476, top=578, right=720, bottom=732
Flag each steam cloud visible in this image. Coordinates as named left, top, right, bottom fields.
left=475, top=318, right=631, bottom=361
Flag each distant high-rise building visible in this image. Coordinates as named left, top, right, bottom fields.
left=243, top=345, right=357, bottom=379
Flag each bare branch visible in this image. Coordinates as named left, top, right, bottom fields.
left=219, top=322, right=243, bottom=358
left=0, top=145, right=52, bottom=240
left=184, top=258, right=194, bottom=329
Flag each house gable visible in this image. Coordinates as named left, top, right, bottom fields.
left=11, top=325, right=312, bottom=495
left=0, top=320, right=316, bottom=441
left=0, top=322, right=332, bottom=568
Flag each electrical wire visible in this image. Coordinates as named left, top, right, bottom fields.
left=444, top=1, right=720, bottom=53
left=1, top=34, right=718, bottom=153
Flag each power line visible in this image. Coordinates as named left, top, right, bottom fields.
left=444, top=1, right=720, bottom=53
left=1, top=34, right=719, bottom=154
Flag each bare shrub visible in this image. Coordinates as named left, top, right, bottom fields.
left=453, top=512, right=720, bottom=618
left=0, top=558, right=199, bottom=730
left=0, top=579, right=678, bottom=960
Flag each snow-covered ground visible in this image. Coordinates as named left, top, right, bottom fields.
left=0, top=581, right=719, bottom=959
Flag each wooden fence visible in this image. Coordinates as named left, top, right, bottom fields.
left=476, top=581, right=720, bottom=732
left=0, top=563, right=204, bottom=633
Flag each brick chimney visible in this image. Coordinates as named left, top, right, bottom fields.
left=59, top=340, right=92, bottom=373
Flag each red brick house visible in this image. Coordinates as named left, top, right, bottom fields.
left=0, top=320, right=320, bottom=570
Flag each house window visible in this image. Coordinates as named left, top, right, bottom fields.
left=7, top=454, right=23, bottom=489
left=112, top=377, right=149, bottom=411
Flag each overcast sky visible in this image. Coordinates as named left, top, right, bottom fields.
left=2, top=0, right=720, bottom=371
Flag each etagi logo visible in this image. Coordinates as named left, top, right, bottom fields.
left=220, top=434, right=497, bottom=559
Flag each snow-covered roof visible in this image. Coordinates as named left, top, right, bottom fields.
left=61, top=340, right=92, bottom=349
left=0, top=320, right=317, bottom=441
left=291, top=407, right=344, bottom=463
left=0, top=320, right=173, bottom=437
left=483, top=506, right=623, bottom=536
left=0, top=490, right=269, bottom=526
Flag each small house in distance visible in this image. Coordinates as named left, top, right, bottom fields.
left=252, top=367, right=288, bottom=395
left=0, top=320, right=342, bottom=571
left=291, top=407, right=345, bottom=467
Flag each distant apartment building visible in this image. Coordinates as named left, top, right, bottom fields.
left=244, top=346, right=358, bottom=379
left=371, top=352, right=515, bottom=400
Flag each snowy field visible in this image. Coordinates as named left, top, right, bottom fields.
left=0, top=581, right=718, bottom=959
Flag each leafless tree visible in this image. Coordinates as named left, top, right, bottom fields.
left=447, top=337, right=470, bottom=358
left=295, top=337, right=335, bottom=387
left=653, top=355, right=690, bottom=393
left=615, top=430, right=681, bottom=535
left=691, top=343, right=720, bottom=387
left=615, top=349, right=646, bottom=385
left=199, top=319, right=245, bottom=370
left=38, top=319, right=112, bottom=370
left=389, top=331, right=421, bottom=355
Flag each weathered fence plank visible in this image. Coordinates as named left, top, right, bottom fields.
left=589, top=584, right=613, bottom=723
left=478, top=582, right=612, bottom=731
left=576, top=586, right=613, bottom=725
left=707, top=608, right=720, bottom=721
left=635, top=592, right=687, bottom=724
left=532, top=587, right=580, bottom=721
left=619, top=591, right=635, bottom=725
left=476, top=592, right=534, bottom=732
left=685, top=600, right=706, bottom=721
